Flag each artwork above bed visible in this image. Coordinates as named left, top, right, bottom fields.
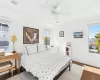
left=23, top=27, right=39, bottom=44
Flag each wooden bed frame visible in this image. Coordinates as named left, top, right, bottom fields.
left=21, top=61, right=71, bottom=80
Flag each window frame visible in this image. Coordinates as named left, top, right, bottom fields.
left=0, top=20, right=11, bottom=52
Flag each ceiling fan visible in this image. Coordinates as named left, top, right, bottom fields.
left=50, top=4, right=59, bottom=23
left=11, top=0, right=18, bottom=5
left=45, top=0, right=70, bottom=23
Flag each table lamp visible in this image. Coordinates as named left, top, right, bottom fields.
left=44, top=37, right=50, bottom=49
left=11, top=35, right=17, bottom=53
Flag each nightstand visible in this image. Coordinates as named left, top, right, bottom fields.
left=0, top=53, right=21, bottom=74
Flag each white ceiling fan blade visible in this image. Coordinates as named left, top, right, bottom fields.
left=54, top=0, right=65, bottom=8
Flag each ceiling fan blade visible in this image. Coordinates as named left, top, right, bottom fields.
left=54, top=0, right=65, bottom=8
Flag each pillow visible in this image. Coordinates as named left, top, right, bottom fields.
left=26, top=45, right=37, bottom=55
left=37, top=44, right=46, bottom=52
left=23, top=47, right=28, bottom=55
left=48, top=47, right=58, bottom=53
left=21, top=47, right=28, bottom=55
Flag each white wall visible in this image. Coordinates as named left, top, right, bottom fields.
left=0, top=7, right=46, bottom=54
left=0, top=6, right=51, bottom=75
left=53, top=15, right=100, bottom=67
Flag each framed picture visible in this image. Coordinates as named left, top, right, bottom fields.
left=73, top=32, right=83, bottom=38
left=23, top=27, right=39, bottom=44
left=59, top=31, right=64, bottom=37
left=89, top=24, right=100, bottom=54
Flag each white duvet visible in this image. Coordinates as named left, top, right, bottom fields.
left=21, top=51, right=71, bottom=80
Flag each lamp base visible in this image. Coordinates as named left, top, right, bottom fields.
left=12, top=51, right=16, bottom=53
left=46, top=45, right=48, bottom=48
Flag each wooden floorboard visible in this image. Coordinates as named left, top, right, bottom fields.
left=0, top=71, right=18, bottom=80
left=0, top=73, right=11, bottom=80
left=0, top=68, right=25, bottom=80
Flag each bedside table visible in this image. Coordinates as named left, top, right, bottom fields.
left=0, top=53, right=21, bottom=73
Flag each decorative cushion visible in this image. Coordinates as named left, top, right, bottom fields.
left=26, top=45, right=37, bottom=55
left=37, top=44, right=46, bottom=52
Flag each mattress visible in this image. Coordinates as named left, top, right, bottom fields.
left=21, top=51, right=71, bottom=80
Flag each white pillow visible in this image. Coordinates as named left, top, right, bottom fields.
left=26, top=45, right=37, bottom=55
left=38, top=44, right=46, bottom=52
left=23, top=47, right=28, bottom=55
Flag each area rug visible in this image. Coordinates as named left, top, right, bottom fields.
left=58, top=64, right=83, bottom=80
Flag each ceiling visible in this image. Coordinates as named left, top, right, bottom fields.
left=5, top=0, right=100, bottom=15
left=0, top=0, right=100, bottom=27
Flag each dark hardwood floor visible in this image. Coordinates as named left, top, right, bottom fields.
left=0, top=67, right=25, bottom=80
left=0, top=71, right=18, bottom=80
left=0, top=72, right=11, bottom=80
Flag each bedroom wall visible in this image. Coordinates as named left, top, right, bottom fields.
left=0, top=6, right=51, bottom=75
left=53, top=14, right=100, bottom=67
left=0, top=7, right=47, bottom=54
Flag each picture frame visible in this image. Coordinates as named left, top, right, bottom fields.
left=73, top=32, right=83, bottom=38
left=59, top=31, right=64, bottom=37
left=23, top=27, right=39, bottom=44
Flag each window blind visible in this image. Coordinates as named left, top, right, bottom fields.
left=0, top=23, right=9, bottom=51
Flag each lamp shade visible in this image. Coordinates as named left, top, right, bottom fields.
left=11, top=35, right=17, bottom=42
left=45, top=37, right=48, bottom=40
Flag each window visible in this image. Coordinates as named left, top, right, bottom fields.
left=44, top=29, right=51, bottom=45
left=44, top=29, right=51, bottom=37
left=0, top=23, right=9, bottom=52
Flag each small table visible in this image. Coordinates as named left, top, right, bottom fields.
left=0, top=53, right=20, bottom=73
left=81, top=66, right=100, bottom=80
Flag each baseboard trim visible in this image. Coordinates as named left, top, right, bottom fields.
left=72, top=61, right=100, bottom=69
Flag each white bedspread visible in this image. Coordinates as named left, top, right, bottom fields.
left=21, top=51, right=71, bottom=80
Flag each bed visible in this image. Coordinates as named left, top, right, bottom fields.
left=21, top=45, right=71, bottom=80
